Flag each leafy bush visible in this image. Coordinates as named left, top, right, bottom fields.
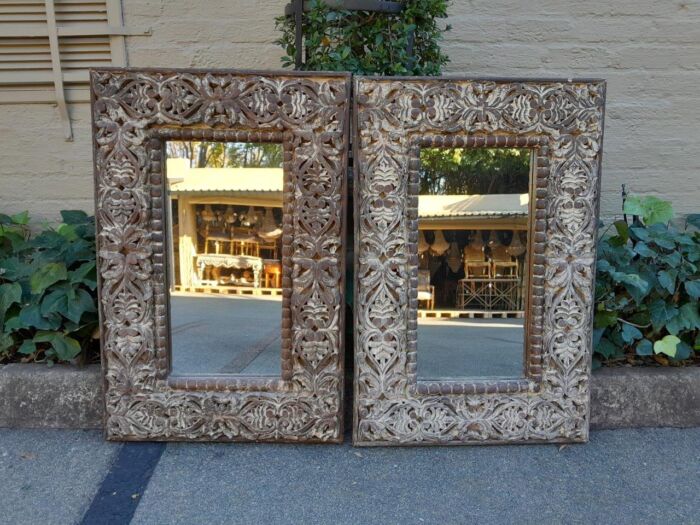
left=594, top=195, right=700, bottom=366
left=275, top=0, right=451, bottom=75
left=0, top=211, right=99, bottom=364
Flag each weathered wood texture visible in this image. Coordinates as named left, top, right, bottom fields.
left=353, top=77, right=606, bottom=445
left=91, top=68, right=349, bottom=442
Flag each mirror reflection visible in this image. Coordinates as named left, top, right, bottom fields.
left=416, top=147, right=531, bottom=380
left=166, top=141, right=284, bottom=376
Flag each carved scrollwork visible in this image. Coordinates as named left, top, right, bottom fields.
left=354, top=78, right=605, bottom=445
left=92, top=69, right=349, bottom=442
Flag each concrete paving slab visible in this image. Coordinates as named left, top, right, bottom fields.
left=0, top=429, right=118, bottom=525
left=132, top=428, right=700, bottom=525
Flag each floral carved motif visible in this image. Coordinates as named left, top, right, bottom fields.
left=353, top=78, right=606, bottom=445
left=92, top=69, right=349, bottom=442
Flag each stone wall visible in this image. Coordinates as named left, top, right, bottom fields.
left=1, top=0, right=698, bottom=219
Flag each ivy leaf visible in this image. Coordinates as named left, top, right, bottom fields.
left=665, top=314, right=685, bottom=336
left=661, top=250, right=682, bottom=267
left=613, top=220, right=629, bottom=243
left=657, top=269, right=677, bottom=294
left=59, top=210, right=89, bottom=225
left=675, top=341, right=692, bottom=360
left=19, top=304, right=56, bottom=330
left=596, top=337, right=621, bottom=359
left=0, top=332, right=13, bottom=352
left=666, top=302, right=700, bottom=335
left=630, top=226, right=650, bottom=242
left=69, top=261, right=97, bottom=290
left=594, top=309, right=618, bottom=328
left=633, top=242, right=655, bottom=258
left=685, top=280, right=700, bottom=300
left=647, top=224, right=677, bottom=250
left=653, top=335, right=681, bottom=357
left=612, top=271, right=651, bottom=302
left=679, top=302, right=700, bottom=330
left=635, top=339, right=653, bottom=356
left=33, top=331, right=81, bottom=361
left=620, top=322, right=642, bottom=343
left=0, top=228, right=27, bottom=252
left=41, top=288, right=68, bottom=316
left=10, top=211, right=29, bottom=225
left=0, top=282, right=22, bottom=324
left=592, top=327, right=604, bottom=347
left=57, top=224, right=79, bottom=242
left=64, top=288, right=96, bottom=324
left=596, top=259, right=613, bottom=273
left=624, top=195, right=674, bottom=225
left=18, top=340, right=36, bottom=355
left=649, top=299, right=678, bottom=332
left=687, top=214, right=700, bottom=229
left=29, top=263, right=67, bottom=294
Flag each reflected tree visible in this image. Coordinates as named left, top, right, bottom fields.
left=419, top=148, right=530, bottom=195
left=166, top=142, right=283, bottom=168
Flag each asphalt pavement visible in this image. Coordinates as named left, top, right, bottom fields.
left=1, top=427, right=699, bottom=525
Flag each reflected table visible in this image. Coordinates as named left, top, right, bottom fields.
left=196, top=253, right=263, bottom=288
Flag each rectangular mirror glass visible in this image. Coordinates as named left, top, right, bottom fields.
left=166, top=141, right=284, bottom=376
left=416, top=147, right=532, bottom=380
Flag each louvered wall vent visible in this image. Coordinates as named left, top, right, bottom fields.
left=0, top=0, right=149, bottom=140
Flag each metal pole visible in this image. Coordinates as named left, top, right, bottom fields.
left=294, top=0, right=303, bottom=69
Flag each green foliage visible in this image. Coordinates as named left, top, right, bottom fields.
left=275, top=0, right=451, bottom=75
left=594, top=195, right=700, bottom=366
left=419, top=148, right=531, bottom=195
left=0, top=210, right=98, bottom=364
left=623, top=195, right=674, bottom=226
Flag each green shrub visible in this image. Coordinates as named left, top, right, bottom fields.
left=275, top=0, right=451, bottom=75
left=0, top=211, right=99, bottom=364
left=594, top=195, right=700, bottom=366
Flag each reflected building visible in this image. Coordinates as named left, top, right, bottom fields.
left=417, top=189, right=529, bottom=318
left=166, top=157, right=284, bottom=296
left=416, top=147, right=531, bottom=380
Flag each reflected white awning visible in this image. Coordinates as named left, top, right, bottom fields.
left=418, top=194, right=529, bottom=230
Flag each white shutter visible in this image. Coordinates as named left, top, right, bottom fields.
left=0, top=0, right=149, bottom=140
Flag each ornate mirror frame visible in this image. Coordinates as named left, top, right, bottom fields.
left=91, top=68, right=350, bottom=442
left=353, top=76, right=606, bottom=445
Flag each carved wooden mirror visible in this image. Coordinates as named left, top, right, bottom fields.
left=353, top=77, right=606, bottom=445
left=91, top=68, right=350, bottom=442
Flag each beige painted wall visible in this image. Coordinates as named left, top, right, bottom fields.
left=1, top=0, right=698, bottom=220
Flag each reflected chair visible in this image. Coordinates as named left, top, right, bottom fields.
left=263, top=260, right=282, bottom=288
left=258, top=207, right=281, bottom=259
left=417, top=269, right=435, bottom=310
left=490, top=244, right=519, bottom=278
left=230, top=226, right=260, bottom=257
left=463, top=234, right=490, bottom=279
